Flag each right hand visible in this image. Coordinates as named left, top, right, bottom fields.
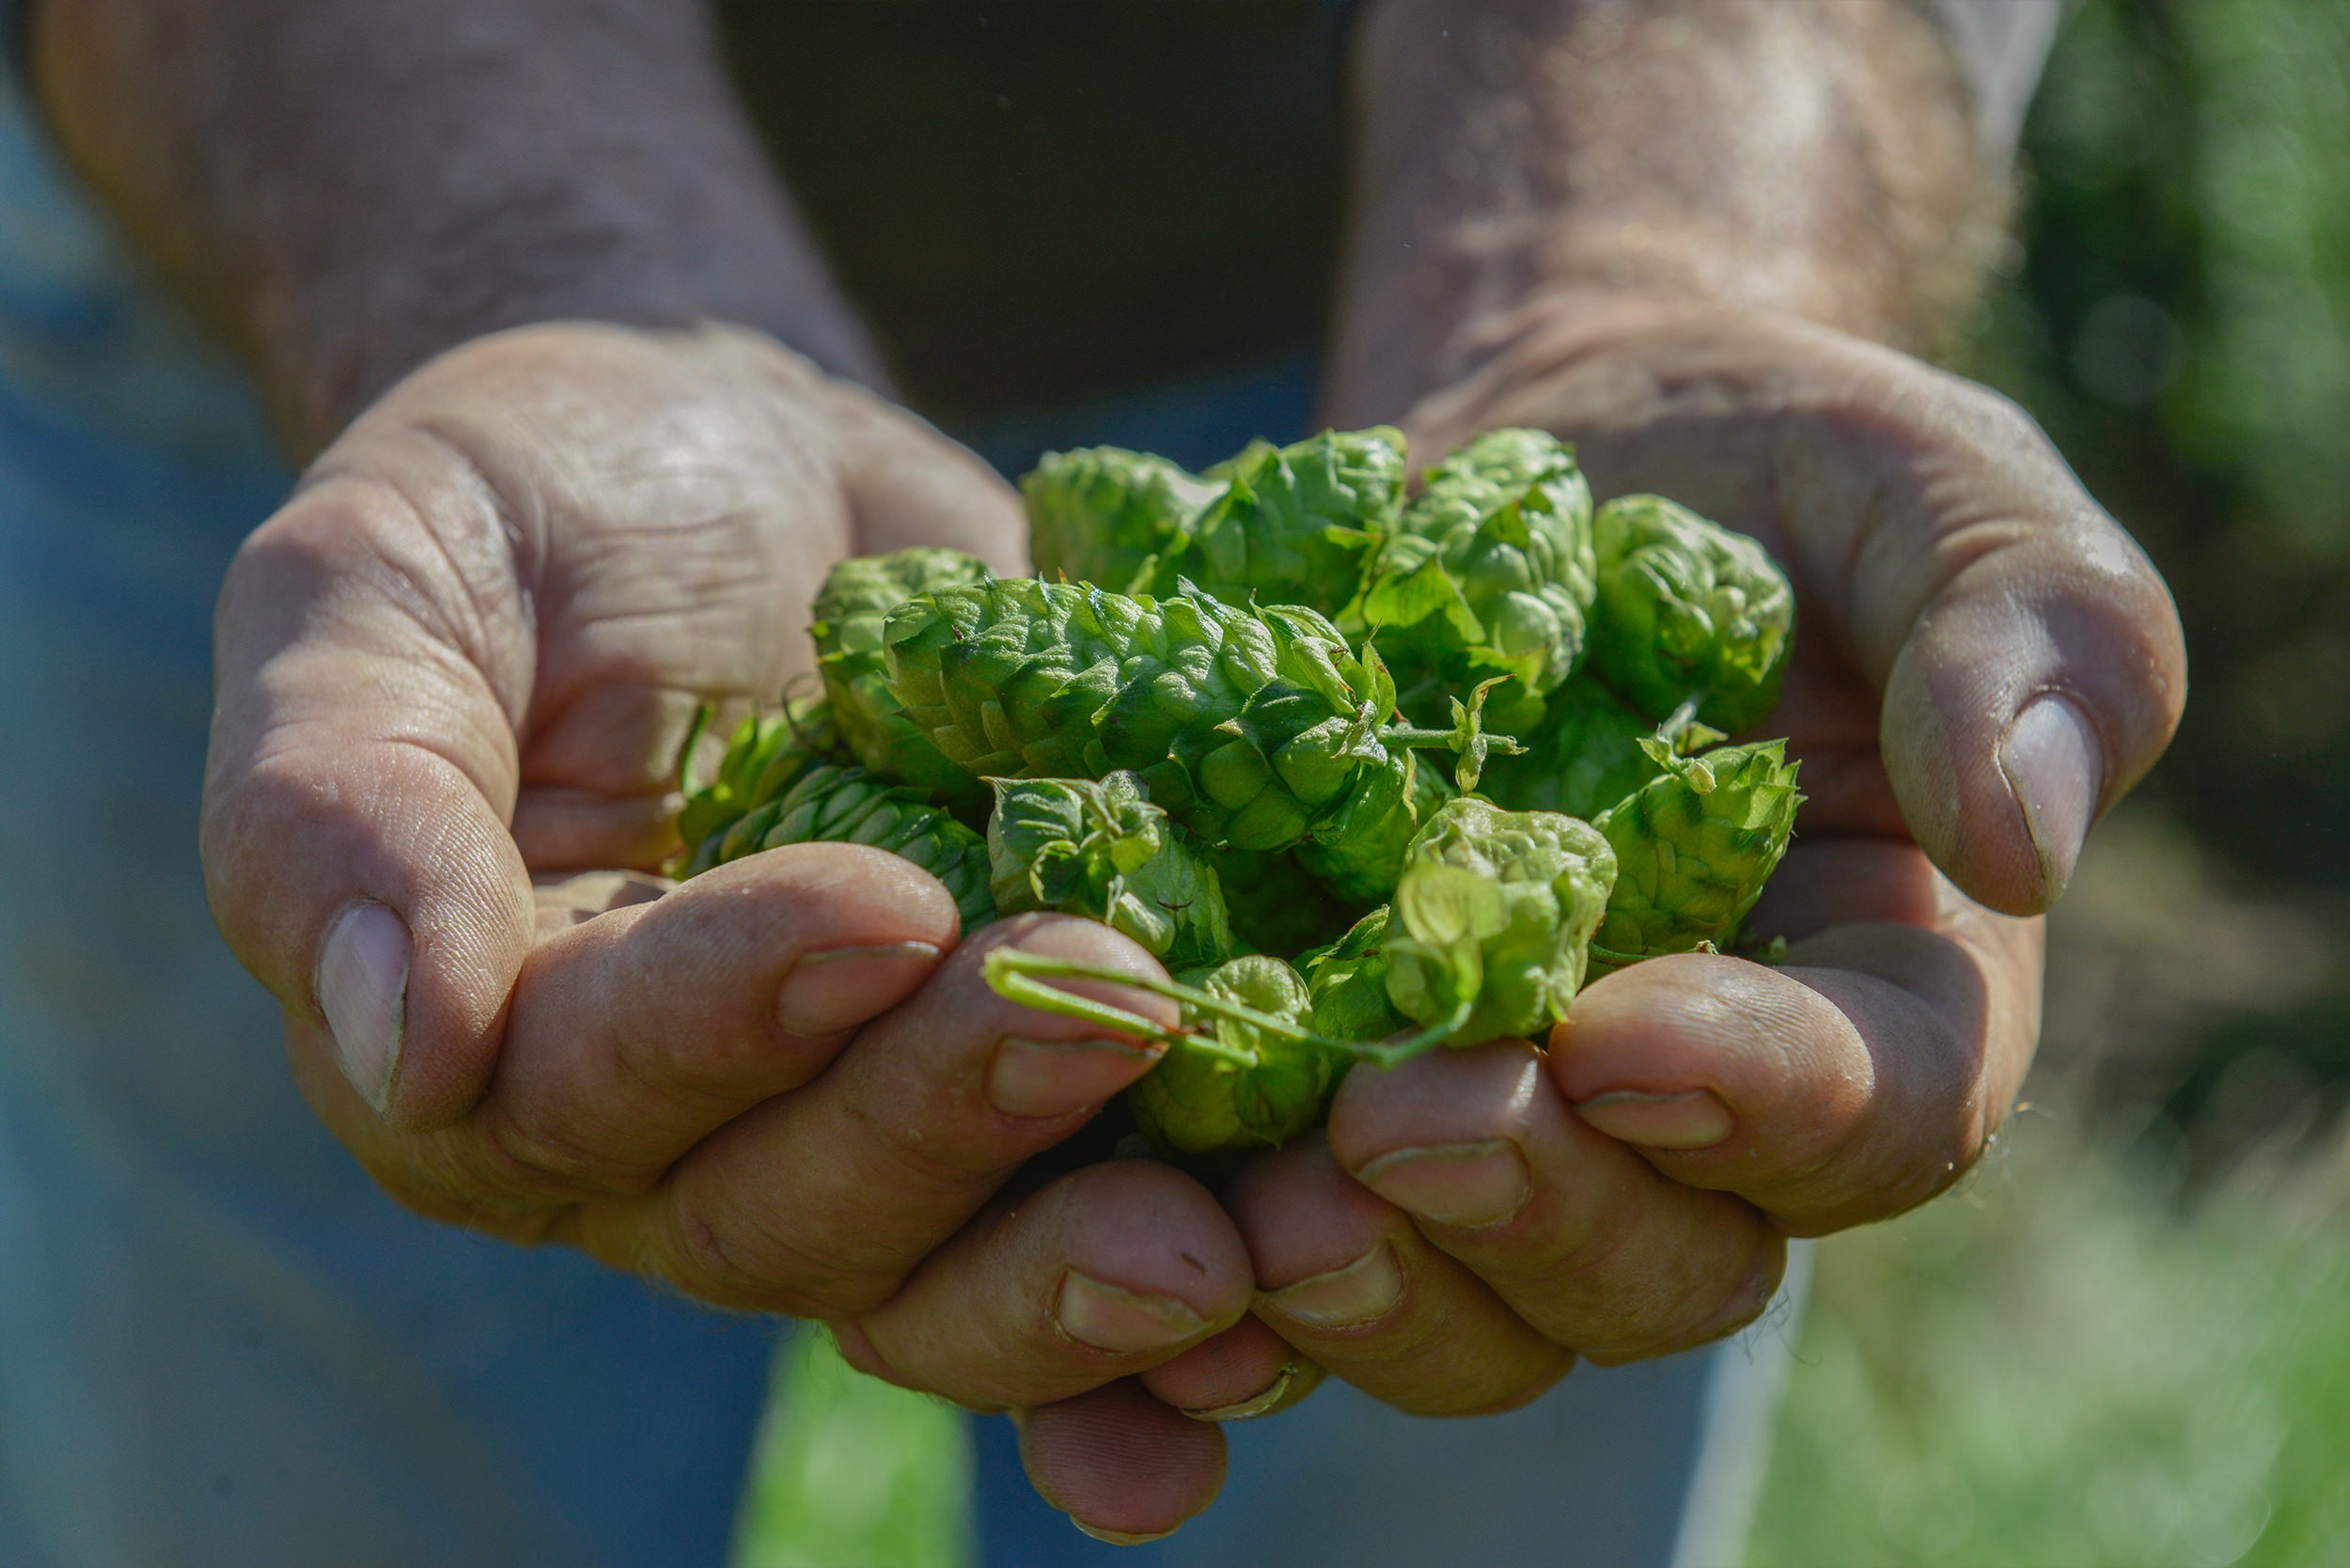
left=199, top=321, right=1261, bottom=1539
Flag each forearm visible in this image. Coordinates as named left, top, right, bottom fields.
left=30, top=0, right=877, bottom=450
left=1327, top=0, right=2000, bottom=424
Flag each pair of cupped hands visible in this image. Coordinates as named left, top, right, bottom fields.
left=200, top=297, right=2184, bottom=1543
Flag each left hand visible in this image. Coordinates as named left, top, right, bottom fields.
left=1221, top=292, right=2184, bottom=1412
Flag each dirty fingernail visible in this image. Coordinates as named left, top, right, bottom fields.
left=1056, top=1271, right=1208, bottom=1354
left=1182, top=1358, right=1324, bottom=1423
left=1575, top=1088, right=1736, bottom=1150
left=1259, top=1241, right=1404, bottom=1330
left=989, top=1035, right=1160, bottom=1120
left=317, top=900, right=411, bottom=1114
left=1354, top=1138, right=1533, bottom=1229
left=776, top=941, right=941, bottom=1036
left=1073, top=1521, right=1177, bottom=1545
left=1999, top=693, right=2103, bottom=899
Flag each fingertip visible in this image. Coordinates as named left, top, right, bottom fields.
left=1017, top=1381, right=1229, bottom=1543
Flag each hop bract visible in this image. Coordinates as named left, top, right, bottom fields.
left=1124, top=956, right=1341, bottom=1154
left=809, top=547, right=995, bottom=806
left=987, top=772, right=1236, bottom=973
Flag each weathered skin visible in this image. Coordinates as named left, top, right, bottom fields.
left=1382, top=796, right=1617, bottom=1045
left=986, top=772, right=1236, bottom=973
left=881, top=574, right=1453, bottom=853
left=1124, top=956, right=1340, bottom=1154
left=1352, top=429, right=1597, bottom=722
left=1590, top=740, right=1802, bottom=973
left=1023, top=446, right=1224, bottom=596
left=1588, top=494, right=1794, bottom=731
left=808, top=546, right=995, bottom=805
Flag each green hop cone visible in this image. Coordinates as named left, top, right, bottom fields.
left=1590, top=739, right=1802, bottom=974
left=1023, top=447, right=1224, bottom=595
left=1199, top=843, right=1357, bottom=957
left=881, top=575, right=1490, bottom=853
left=672, top=698, right=844, bottom=868
left=987, top=772, right=1236, bottom=972
left=1294, top=746, right=1455, bottom=905
left=688, top=760, right=995, bottom=931
left=1299, top=906, right=1407, bottom=1043
left=1478, top=676, right=1701, bottom=820
left=1382, top=797, right=1616, bottom=1045
left=1125, top=956, right=1341, bottom=1154
left=1352, top=429, right=1597, bottom=709
left=1588, top=494, right=1794, bottom=731
left=1164, top=427, right=1407, bottom=613
left=809, top=547, right=995, bottom=806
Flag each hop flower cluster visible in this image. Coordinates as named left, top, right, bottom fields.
left=670, top=428, right=1803, bottom=1159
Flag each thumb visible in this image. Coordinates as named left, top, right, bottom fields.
left=1841, top=384, right=2188, bottom=916
left=202, top=469, right=534, bottom=1131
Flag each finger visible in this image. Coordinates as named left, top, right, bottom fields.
left=571, top=916, right=1180, bottom=1314
left=205, top=469, right=537, bottom=1134
left=1327, top=1041, right=1783, bottom=1365
left=828, top=381, right=1029, bottom=572
left=1553, top=856, right=2043, bottom=1232
left=1780, top=350, right=2186, bottom=914
left=450, top=844, right=964, bottom=1197
left=1229, top=1137, right=1573, bottom=1417
left=1014, top=1380, right=1230, bottom=1546
left=1138, top=1316, right=1324, bottom=1422
left=849, top=1159, right=1253, bottom=1410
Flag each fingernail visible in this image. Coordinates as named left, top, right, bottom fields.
left=776, top=941, right=941, bottom=1036
left=1999, top=693, right=2103, bottom=899
left=1073, top=1521, right=1176, bottom=1546
left=1575, top=1089, right=1736, bottom=1150
left=1182, top=1359, right=1322, bottom=1423
left=1353, top=1138, right=1532, bottom=1229
left=1055, top=1271, right=1208, bottom=1354
left=317, top=900, right=411, bottom=1113
left=1259, top=1240, right=1404, bottom=1329
left=988, top=1036, right=1160, bottom=1120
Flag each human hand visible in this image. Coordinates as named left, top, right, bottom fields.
left=1224, top=293, right=2185, bottom=1412
left=198, top=321, right=1265, bottom=1531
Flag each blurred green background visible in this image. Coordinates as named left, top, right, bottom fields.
left=736, top=2, right=2350, bottom=1562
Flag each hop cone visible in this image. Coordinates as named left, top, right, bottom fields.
left=1295, top=746, right=1455, bottom=905
left=1588, top=495, right=1794, bottom=731
left=1201, top=843, right=1357, bottom=957
left=1477, top=677, right=1668, bottom=821
left=1126, top=956, right=1341, bottom=1153
left=1024, top=447, right=1223, bottom=595
left=688, top=760, right=995, bottom=931
left=672, top=699, right=843, bottom=872
left=882, top=575, right=1428, bottom=853
left=987, top=772, right=1236, bottom=972
left=1353, top=429, right=1597, bottom=710
left=1590, top=740, right=1801, bottom=972
left=809, top=547, right=995, bottom=804
left=1160, top=428, right=1406, bottom=614
left=1383, top=797, right=1617, bottom=1045
left=1299, top=906, right=1406, bottom=1043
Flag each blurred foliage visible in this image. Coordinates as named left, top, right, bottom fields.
left=1747, top=1121, right=2350, bottom=1568
left=732, top=1327, right=971, bottom=1568
left=1972, top=0, right=2350, bottom=891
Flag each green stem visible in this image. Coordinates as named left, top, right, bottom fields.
left=676, top=701, right=714, bottom=796
left=983, top=949, right=1407, bottom=1066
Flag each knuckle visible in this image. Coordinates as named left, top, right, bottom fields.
left=665, top=1196, right=901, bottom=1317
left=475, top=1100, right=661, bottom=1200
